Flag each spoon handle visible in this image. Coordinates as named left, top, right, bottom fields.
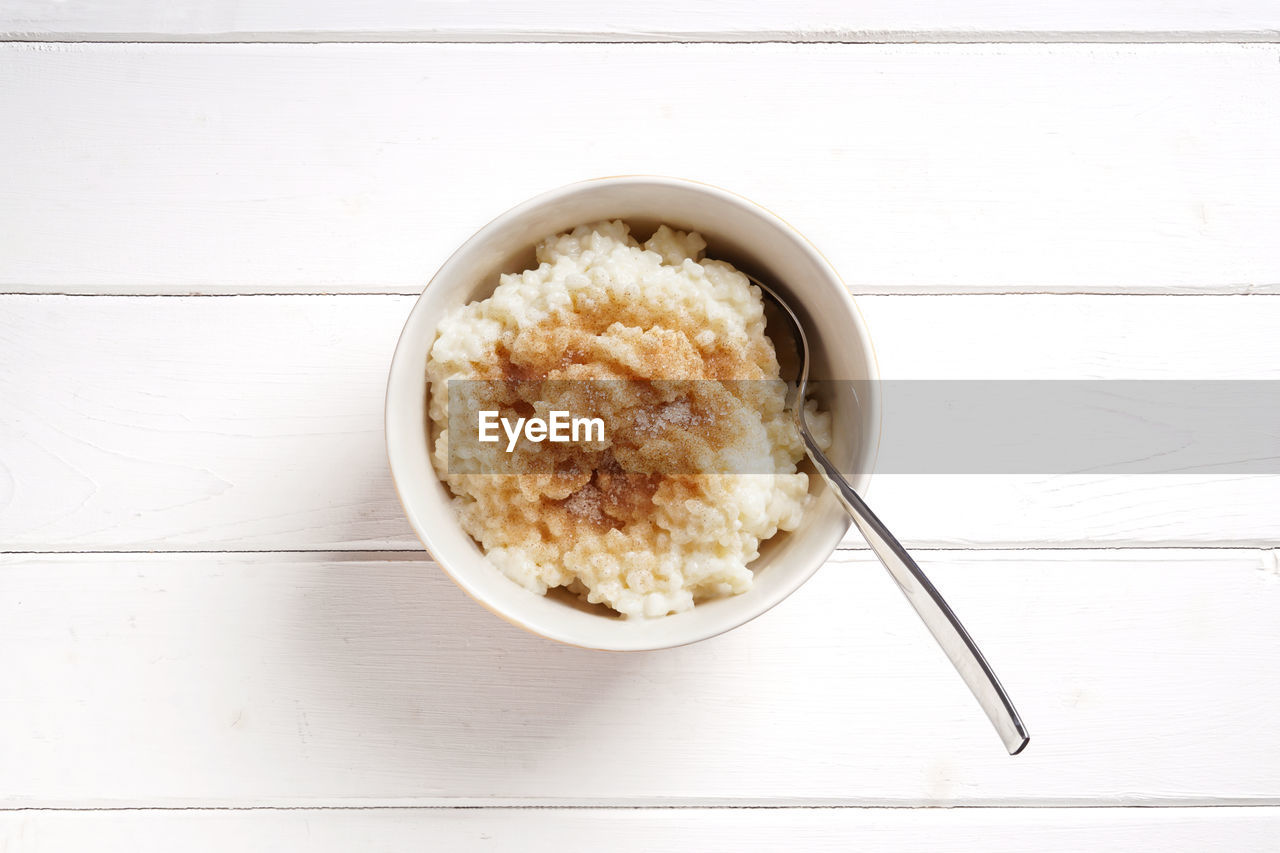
left=802, top=434, right=1030, bottom=755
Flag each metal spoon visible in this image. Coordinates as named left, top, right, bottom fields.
left=754, top=275, right=1030, bottom=755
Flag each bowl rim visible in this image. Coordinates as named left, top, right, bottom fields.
left=385, top=174, right=881, bottom=650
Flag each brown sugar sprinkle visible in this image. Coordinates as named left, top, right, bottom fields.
left=633, top=398, right=708, bottom=435
left=467, top=285, right=772, bottom=544
left=561, top=484, right=605, bottom=525
left=550, top=456, right=662, bottom=532
left=595, top=460, right=661, bottom=523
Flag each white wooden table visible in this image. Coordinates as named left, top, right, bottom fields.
left=3, top=2, right=1280, bottom=849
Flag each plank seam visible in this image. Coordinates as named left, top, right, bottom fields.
left=2, top=35, right=1279, bottom=45
left=2, top=290, right=1279, bottom=298
left=0, top=545, right=1272, bottom=557
left=4, top=803, right=1280, bottom=812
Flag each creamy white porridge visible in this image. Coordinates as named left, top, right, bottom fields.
left=426, top=221, right=829, bottom=618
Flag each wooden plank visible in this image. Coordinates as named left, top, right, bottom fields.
left=2, top=549, right=1278, bottom=806
left=3, top=294, right=1280, bottom=552
left=2, top=44, right=1278, bottom=295
left=3, top=0, right=1279, bottom=43
left=2, top=807, right=1279, bottom=852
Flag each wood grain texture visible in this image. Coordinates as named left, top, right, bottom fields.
left=2, top=44, right=1278, bottom=295
left=4, top=0, right=1279, bottom=42
left=3, top=807, right=1279, bottom=852
left=3, top=549, right=1279, bottom=806
left=4, top=294, right=1280, bottom=552
left=1, top=10, right=1275, bottom=833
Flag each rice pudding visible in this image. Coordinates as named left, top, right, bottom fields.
left=426, top=221, right=828, bottom=618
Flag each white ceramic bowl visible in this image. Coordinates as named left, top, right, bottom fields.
left=386, top=176, right=879, bottom=650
